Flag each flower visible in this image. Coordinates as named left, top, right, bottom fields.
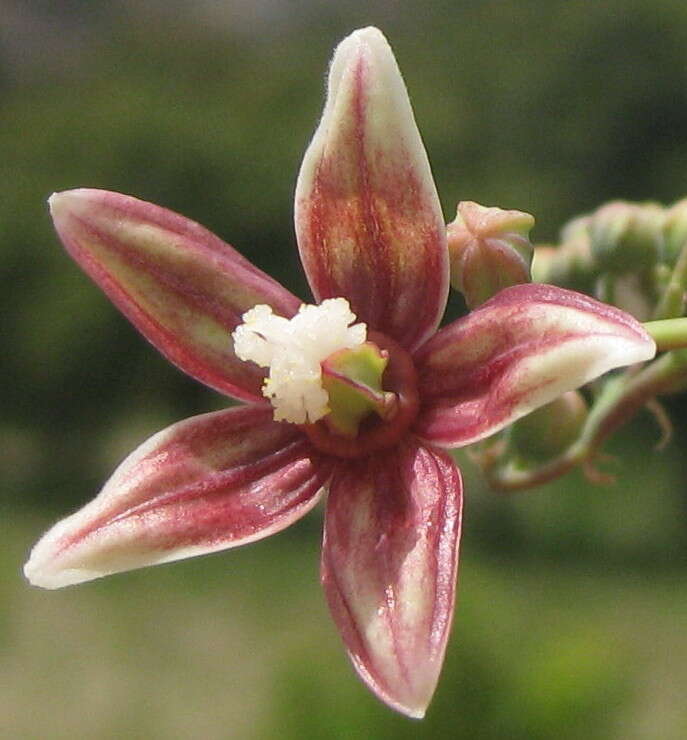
left=24, top=27, right=656, bottom=718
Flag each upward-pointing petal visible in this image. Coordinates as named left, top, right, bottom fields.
left=50, top=189, right=301, bottom=402
left=295, top=27, right=448, bottom=351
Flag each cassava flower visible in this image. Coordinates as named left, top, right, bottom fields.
left=24, top=27, right=655, bottom=717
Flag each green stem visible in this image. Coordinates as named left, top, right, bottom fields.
left=644, top=318, right=687, bottom=351
left=578, top=351, right=687, bottom=450
left=486, top=349, right=687, bottom=493
left=653, top=239, right=687, bottom=319
left=484, top=441, right=587, bottom=492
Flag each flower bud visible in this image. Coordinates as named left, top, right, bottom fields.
left=662, top=198, right=687, bottom=265
left=530, top=245, right=556, bottom=281
left=508, top=390, right=588, bottom=463
left=589, top=201, right=664, bottom=273
left=596, top=272, right=655, bottom=321
left=559, top=214, right=592, bottom=244
left=531, top=231, right=596, bottom=294
left=447, top=201, right=534, bottom=309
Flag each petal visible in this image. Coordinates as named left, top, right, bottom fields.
left=414, top=283, right=657, bottom=446
left=321, top=439, right=462, bottom=718
left=25, top=406, right=329, bottom=589
left=294, top=27, right=448, bottom=351
left=50, top=189, right=301, bottom=402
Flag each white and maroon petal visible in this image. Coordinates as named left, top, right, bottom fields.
left=294, top=27, right=448, bottom=351
left=25, top=406, right=329, bottom=589
left=50, top=189, right=301, bottom=402
left=321, top=439, right=462, bottom=718
left=414, top=283, right=657, bottom=446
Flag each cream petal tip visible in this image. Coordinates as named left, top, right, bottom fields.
left=22, top=523, right=97, bottom=589
left=48, top=188, right=92, bottom=222
left=339, top=26, right=388, bottom=48
left=23, top=560, right=95, bottom=590
left=23, top=552, right=71, bottom=590
left=23, top=536, right=114, bottom=590
left=392, top=700, right=427, bottom=720
left=332, top=26, right=394, bottom=76
left=327, top=27, right=396, bottom=101
left=47, top=190, right=67, bottom=218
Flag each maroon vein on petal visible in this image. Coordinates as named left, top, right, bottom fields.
left=50, top=189, right=301, bottom=402
left=414, top=283, right=657, bottom=446
left=321, top=438, right=462, bottom=718
left=25, top=406, right=330, bottom=588
left=294, top=27, right=448, bottom=351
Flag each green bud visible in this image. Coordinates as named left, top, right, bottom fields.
left=509, top=390, right=588, bottom=463
left=596, top=272, right=658, bottom=321
left=662, top=198, right=687, bottom=265
left=532, top=237, right=596, bottom=293
left=559, top=214, right=592, bottom=244
left=531, top=214, right=597, bottom=293
left=589, top=200, right=664, bottom=273
left=530, top=245, right=556, bottom=282
left=447, top=201, right=534, bottom=309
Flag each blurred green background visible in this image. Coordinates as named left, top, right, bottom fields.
left=2, top=1, right=687, bottom=737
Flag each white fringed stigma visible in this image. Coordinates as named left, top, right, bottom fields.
left=232, top=298, right=367, bottom=423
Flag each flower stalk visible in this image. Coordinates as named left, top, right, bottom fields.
left=643, top=317, right=687, bottom=351
left=653, top=239, right=687, bottom=319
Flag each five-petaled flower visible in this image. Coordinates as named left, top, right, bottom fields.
left=24, top=27, right=655, bottom=717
